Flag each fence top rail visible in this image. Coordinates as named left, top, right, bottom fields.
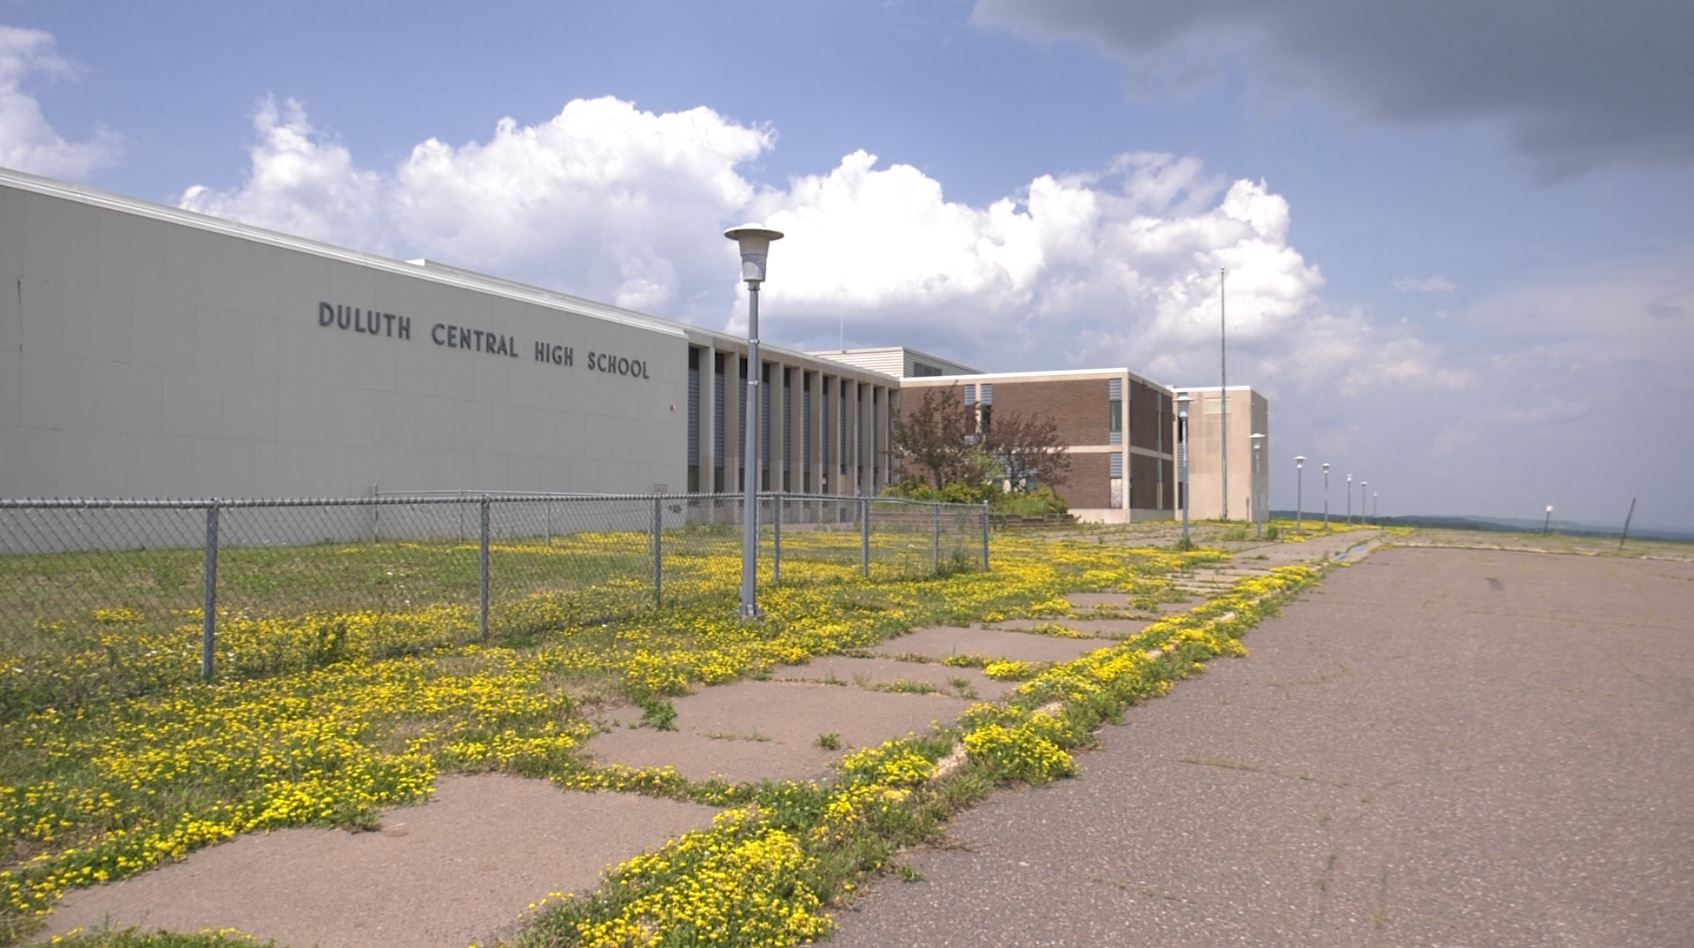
left=0, top=492, right=990, bottom=512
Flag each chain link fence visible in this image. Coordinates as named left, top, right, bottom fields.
left=0, top=492, right=988, bottom=716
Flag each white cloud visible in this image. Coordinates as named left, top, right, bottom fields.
left=1393, top=275, right=1455, bottom=294
left=181, top=96, right=1460, bottom=404
left=182, top=96, right=771, bottom=313
left=181, top=98, right=386, bottom=251
left=0, top=26, right=122, bottom=179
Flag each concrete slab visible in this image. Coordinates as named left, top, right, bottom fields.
left=1061, top=591, right=1145, bottom=611
left=771, top=655, right=1016, bottom=701
left=586, top=727, right=841, bottom=784
left=872, top=626, right=1113, bottom=664
left=41, top=774, right=718, bottom=948
left=985, top=618, right=1154, bottom=640
left=587, top=680, right=974, bottom=783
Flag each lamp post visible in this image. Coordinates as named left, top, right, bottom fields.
left=1543, top=504, right=1553, bottom=536
left=1219, top=268, right=1229, bottom=521
left=1250, top=433, right=1265, bottom=538
left=1177, top=394, right=1191, bottom=547
left=725, top=223, right=784, bottom=620
left=1373, top=491, right=1379, bottom=524
left=1346, top=473, right=1353, bottom=525
left=1294, top=456, right=1305, bottom=534
left=1322, top=462, right=1330, bottom=530
left=1360, top=481, right=1368, bottom=527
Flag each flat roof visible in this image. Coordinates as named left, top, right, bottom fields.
left=901, top=365, right=1171, bottom=391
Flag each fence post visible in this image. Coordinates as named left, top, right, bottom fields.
left=981, top=500, right=990, bottom=572
left=479, top=496, right=491, bottom=644
left=860, top=497, right=871, bottom=579
left=652, top=495, right=663, bottom=607
left=369, top=483, right=380, bottom=542
left=932, top=502, right=942, bottom=574
left=545, top=496, right=553, bottom=547
left=201, top=501, right=220, bottom=682
left=773, top=493, right=783, bottom=585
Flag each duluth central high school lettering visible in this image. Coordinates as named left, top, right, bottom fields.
left=315, top=300, right=643, bottom=379
left=319, top=302, right=411, bottom=339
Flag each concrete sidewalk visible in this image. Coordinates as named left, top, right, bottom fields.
left=828, top=547, right=1694, bottom=946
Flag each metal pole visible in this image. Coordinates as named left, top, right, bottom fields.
left=1619, top=497, right=1637, bottom=550
left=1295, top=459, right=1303, bottom=533
left=1179, top=409, right=1190, bottom=546
left=773, top=493, right=783, bottom=585
left=479, top=496, right=491, bottom=643
left=1542, top=504, right=1553, bottom=536
left=980, top=499, right=990, bottom=571
left=545, top=496, right=552, bottom=546
left=1253, top=439, right=1262, bottom=538
left=860, top=496, right=871, bottom=578
left=652, top=495, right=663, bottom=606
left=1219, top=268, right=1229, bottom=521
left=739, top=283, right=763, bottom=619
left=1346, top=475, right=1352, bottom=526
left=1359, top=481, right=1368, bottom=528
left=201, top=502, right=219, bottom=682
left=932, top=502, right=942, bottom=573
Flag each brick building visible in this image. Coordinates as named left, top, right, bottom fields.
left=896, top=369, right=1177, bottom=523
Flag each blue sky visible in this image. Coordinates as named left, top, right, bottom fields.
left=3, top=1, right=1691, bottom=528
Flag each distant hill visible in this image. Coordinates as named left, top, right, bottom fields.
left=1269, top=511, right=1694, bottom=544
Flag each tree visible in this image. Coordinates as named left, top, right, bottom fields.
left=889, top=385, right=1069, bottom=493
left=985, top=410, right=1071, bottom=492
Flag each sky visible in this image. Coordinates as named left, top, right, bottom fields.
left=2, top=1, right=1690, bottom=528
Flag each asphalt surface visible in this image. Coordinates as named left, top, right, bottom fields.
left=828, top=547, right=1694, bottom=947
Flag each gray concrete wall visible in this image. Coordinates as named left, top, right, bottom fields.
left=0, top=181, right=689, bottom=499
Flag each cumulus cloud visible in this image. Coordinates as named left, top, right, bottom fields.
left=971, top=0, right=1694, bottom=176
left=181, top=98, right=386, bottom=251
left=181, top=95, right=1460, bottom=406
left=182, top=96, right=770, bottom=313
left=0, top=26, right=122, bottom=179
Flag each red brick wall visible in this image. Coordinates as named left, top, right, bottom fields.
left=1129, top=380, right=1168, bottom=452
left=1131, top=453, right=1161, bottom=509
left=1063, top=451, right=1111, bottom=508
left=991, top=379, right=1110, bottom=445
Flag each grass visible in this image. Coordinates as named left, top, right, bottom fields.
left=0, top=528, right=1237, bottom=942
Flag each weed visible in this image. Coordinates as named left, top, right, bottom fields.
left=815, top=732, right=842, bottom=751
left=637, top=696, right=678, bottom=731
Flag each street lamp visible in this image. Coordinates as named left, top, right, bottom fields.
left=1177, top=394, right=1192, bottom=547
left=1360, top=481, right=1368, bottom=527
left=1346, top=473, right=1353, bottom=526
left=1294, top=456, right=1305, bottom=534
left=1373, top=491, right=1379, bottom=524
left=1322, top=462, right=1330, bottom=530
left=1250, top=433, right=1265, bottom=538
left=725, top=223, right=784, bottom=620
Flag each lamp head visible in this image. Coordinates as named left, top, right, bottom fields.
left=723, top=224, right=784, bottom=283
left=1295, top=455, right=1306, bottom=468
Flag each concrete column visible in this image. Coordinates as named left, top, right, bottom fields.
left=880, top=385, right=894, bottom=490
left=768, top=361, right=786, bottom=492
left=699, top=342, right=716, bottom=492
left=807, top=369, right=823, bottom=495
left=723, top=351, right=743, bottom=493
left=857, top=382, right=871, bottom=495
left=845, top=379, right=860, bottom=495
